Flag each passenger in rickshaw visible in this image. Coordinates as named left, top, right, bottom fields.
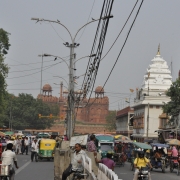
left=154, top=149, right=162, bottom=166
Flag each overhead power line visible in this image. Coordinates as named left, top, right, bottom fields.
left=7, top=61, right=61, bottom=79
left=76, top=0, right=96, bottom=41
left=86, top=0, right=144, bottom=107
left=100, top=0, right=139, bottom=62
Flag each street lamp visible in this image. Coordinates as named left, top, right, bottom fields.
left=38, top=54, right=50, bottom=98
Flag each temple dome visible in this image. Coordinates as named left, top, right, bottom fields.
left=95, top=86, right=104, bottom=93
left=43, top=83, right=52, bottom=91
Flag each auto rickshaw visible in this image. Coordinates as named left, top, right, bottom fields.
left=150, top=143, right=169, bottom=173
left=129, top=142, right=152, bottom=171
left=95, top=134, right=115, bottom=158
left=38, top=139, right=56, bottom=161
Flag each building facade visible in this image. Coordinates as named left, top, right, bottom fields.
left=37, top=84, right=109, bottom=134
left=132, top=46, right=172, bottom=141
left=116, top=106, right=134, bottom=138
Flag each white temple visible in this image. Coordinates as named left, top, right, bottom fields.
left=142, top=45, right=172, bottom=92
left=132, top=45, right=172, bottom=140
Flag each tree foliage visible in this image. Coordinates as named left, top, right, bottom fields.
left=105, top=110, right=116, bottom=131
left=2, top=93, right=59, bottom=130
left=0, top=28, right=10, bottom=114
left=163, top=78, right=180, bottom=117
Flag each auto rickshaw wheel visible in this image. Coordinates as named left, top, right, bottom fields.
left=130, top=163, right=134, bottom=171
left=170, top=165, right=173, bottom=173
left=177, top=165, right=180, bottom=176
left=162, top=165, right=165, bottom=173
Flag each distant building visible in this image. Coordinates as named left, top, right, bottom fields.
left=132, top=45, right=172, bottom=141
left=37, top=84, right=109, bottom=134
left=116, top=106, right=134, bottom=138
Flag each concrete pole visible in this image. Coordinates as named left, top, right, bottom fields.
left=146, top=103, right=149, bottom=138
left=67, top=43, right=75, bottom=139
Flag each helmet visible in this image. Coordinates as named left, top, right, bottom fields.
left=138, top=151, right=144, bottom=158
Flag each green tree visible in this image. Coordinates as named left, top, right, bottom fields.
left=105, top=110, right=116, bottom=131
left=0, top=28, right=10, bottom=115
left=4, top=93, right=59, bottom=130
left=163, top=78, right=180, bottom=123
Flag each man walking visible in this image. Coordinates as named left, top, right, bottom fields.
left=31, top=139, right=39, bottom=162
left=21, top=137, right=25, bottom=155
left=24, top=137, right=29, bottom=155
left=87, top=134, right=97, bottom=152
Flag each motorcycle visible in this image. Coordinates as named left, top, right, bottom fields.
left=138, top=167, right=149, bottom=180
left=71, top=168, right=88, bottom=180
left=170, top=158, right=180, bottom=176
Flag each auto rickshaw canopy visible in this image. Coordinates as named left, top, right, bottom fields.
left=151, top=143, right=169, bottom=148
left=132, top=142, right=152, bottom=150
left=168, top=139, right=180, bottom=146
left=39, top=139, right=56, bottom=150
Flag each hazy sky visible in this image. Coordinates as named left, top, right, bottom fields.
left=1, top=0, right=180, bottom=110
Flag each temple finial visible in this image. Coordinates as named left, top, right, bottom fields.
left=157, top=44, right=160, bottom=55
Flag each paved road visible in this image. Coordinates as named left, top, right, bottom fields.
left=14, top=153, right=54, bottom=180
left=14, top=152, right=180, bottom=180
left=114, top=162, right=179, bottom=180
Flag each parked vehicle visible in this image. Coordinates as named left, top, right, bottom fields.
left=37, top=133, right=51, bottom=139
left=150, top=143, right=169, bottom=173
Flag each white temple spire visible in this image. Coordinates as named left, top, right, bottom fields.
left=157, top=44, right=160, bottom=55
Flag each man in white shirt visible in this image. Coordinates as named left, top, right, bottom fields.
left=62, top=143, right=84, bottom=180
left=31, top=139, right=39, bottom=162
left=2, top=143, right=19, bottom=180
left=24, top=137, right=29, bottom=155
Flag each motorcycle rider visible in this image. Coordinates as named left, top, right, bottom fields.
left=133, top=151, right=152, bottom=180
left=1, top=143, right=19, bottom=180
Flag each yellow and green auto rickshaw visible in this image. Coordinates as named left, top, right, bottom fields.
left=38, top=139, right=56, bottom=161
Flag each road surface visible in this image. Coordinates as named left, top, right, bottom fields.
left=15, top=153, right=179, bottom=180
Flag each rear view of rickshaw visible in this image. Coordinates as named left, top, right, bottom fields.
left=38, top=139, right=56, bottom=161
left=150, top=143, right=169, bottom=173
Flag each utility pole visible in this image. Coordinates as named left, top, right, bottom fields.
left=146, top=103, right=149, bottom=138
left=65, top=43, right=77, bottom=139
left=9, top=101, right=12, bottom=131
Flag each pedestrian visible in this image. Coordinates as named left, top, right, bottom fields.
left=62, top=143, right=84, bottom=180
left=21, top=137, right=25, bottom=155
left=24, top=137, right=29, bottom=155
left=63, top=135, right=68, bottom=141
left=31, top=139, right=39, bottom=162
left=16, top=138, right=21, bottom=154
left=1, top=143, right=19, bottom=180
left=87, top=134, right=97, bottom=152
left=94, top=152, right=115, bottom=171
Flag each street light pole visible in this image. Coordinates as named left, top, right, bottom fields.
left=38, top=54, right=44, bottom=98
left=31, top=16, right=112, bottom=139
